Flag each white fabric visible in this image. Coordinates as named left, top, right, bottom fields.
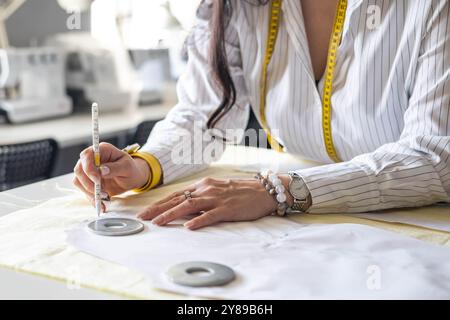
left=214, top=145, right=322, bottom=173
left=67, top=211, right=450, bottom=299
left=354, top=204, right=450, bottom=233
left=0, top=147, right=450, bottom=299
left=197, top=147, right=450, bottom=233
left=141, top=0, right=450, bottom=213
left=0, top=154, right=450, bottom=299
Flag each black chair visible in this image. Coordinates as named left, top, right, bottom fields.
left=0, top=139, right=58, bottom=191
left=130, top=120, right=158, bottom=146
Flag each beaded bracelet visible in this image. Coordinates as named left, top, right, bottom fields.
left=255, top=171, right=288, bottom=217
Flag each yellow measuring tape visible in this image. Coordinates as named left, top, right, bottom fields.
left=259, top=0, right=283, bottom=152
left=322, top=0, right=347, bottom=162
left=260, top=0, right=348, bottom=161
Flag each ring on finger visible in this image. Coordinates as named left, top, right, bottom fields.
left=184, top=190, right=193, bottom=200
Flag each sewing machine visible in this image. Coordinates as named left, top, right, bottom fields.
left=47, top=33, right=135, bottom=113
left=0, top=47, right=72, bottom=123
left=129, top=48, right=172, bottom=106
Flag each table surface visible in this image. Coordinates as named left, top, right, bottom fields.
left=1, top=147, right=449, bottom=299
left=0, top=101, right=175, bottom=299
left=0, top=146, right=304, bottom=299
left=0, top=174, right=126, bottom=299
left=0, top=104, right=173, bottom=147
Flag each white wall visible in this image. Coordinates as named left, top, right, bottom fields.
left=5, top=0, right=90, bottom=47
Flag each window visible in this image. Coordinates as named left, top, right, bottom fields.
left=91, top=0, right=200, bottom=49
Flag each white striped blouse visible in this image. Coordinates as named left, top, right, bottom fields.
left=142, top=0, right=450, bottom=213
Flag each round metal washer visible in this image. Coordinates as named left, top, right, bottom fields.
left=87, top=218, right=144, bottom=236
left=166, top=261, right=235, bottom=287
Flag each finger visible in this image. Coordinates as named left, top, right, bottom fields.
left=152, top=185, right=197, bottom=206
left=79, top=143, right=127, bottom=181
left=73, top=176, right=93, bottom=200
left=99, top=142, right=127, bottom=162
left=74, top=160, right=95, bottom=194
left=151, top=197, right=214, bottom=226
left=79, top=148, right=101, bottom=184
left=184, top=209, right=224, bottom=230
left=137, top=195, right=186, bottom=220
left=87, top=197, right=106, bottom=213
left=73, top=176, right=107, bottom=212
left=99, top=159, right=132, bottom=179
left=137, top=187, right=199, bottom=220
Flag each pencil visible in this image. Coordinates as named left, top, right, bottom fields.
left=91, top=102, right=101, bottom=217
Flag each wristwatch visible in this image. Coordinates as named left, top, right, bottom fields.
left=286, top=172, right=312, bottom=214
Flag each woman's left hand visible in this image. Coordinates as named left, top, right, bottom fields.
left=137, top=176, right=292, bottom=230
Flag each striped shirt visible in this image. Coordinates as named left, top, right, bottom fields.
left=142, top=0, right=450, bottom=213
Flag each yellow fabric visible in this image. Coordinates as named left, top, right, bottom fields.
left=130, top=152, right=162, bottom=192
left=0, top=146, right=449, bottom=299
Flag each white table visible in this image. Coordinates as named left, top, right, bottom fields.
left=0, top=95, right=177, bottom=298
left=0, top=102, right=174, bottom=177
left=0, top=97, right=175, bottom=298
left=0, top=146, right=277, bottom=299
left=0, top=174, right=125, bottom=299
left=0, top=174, right=74, bottom=217
left=0, top=264, right=121, bottom=300
left=0, top=104, right=173, bottom=148
left=1, top=147, right=449, bottom=299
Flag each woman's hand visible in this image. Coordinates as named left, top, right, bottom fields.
left=137, top=176, right=293, bottom=230
left=73, top=142, right=150, bottom=208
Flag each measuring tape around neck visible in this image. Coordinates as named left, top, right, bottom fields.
left=260, top=0, right=347, bottom=161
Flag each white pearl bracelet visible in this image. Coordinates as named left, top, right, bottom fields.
left=255, top=171, right=289, bottom=216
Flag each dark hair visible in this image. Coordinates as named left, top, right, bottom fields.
left=207, top=0, right=268, bottom=129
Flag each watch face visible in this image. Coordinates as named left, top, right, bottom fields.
left=289, top=174, right=308, bottom=200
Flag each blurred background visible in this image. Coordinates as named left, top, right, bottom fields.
left=0, top=0, right=264, bottom=192
left=0, top=0, right=200, bottom=191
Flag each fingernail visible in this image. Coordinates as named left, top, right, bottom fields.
left=184, top=221, right=194, bottom=229
left=101, top=191, right=109, bottom=199
left=136, top=211, right=145, bottom=219
left=100, top=165, right=110, bottom=176
left=152, top=217, right=163, bottom=225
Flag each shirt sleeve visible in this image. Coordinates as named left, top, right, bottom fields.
left=140, top=0, right=250, bottom=184
left=294, top=0, right=450, bottom=214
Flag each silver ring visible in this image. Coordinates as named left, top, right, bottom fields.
left=184, top=190, right=192, bottom=200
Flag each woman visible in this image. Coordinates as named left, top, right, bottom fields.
left=74, top=0, right=450, bottom=230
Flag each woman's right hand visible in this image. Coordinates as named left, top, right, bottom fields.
left=73, top=142, right=150, bottom=209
